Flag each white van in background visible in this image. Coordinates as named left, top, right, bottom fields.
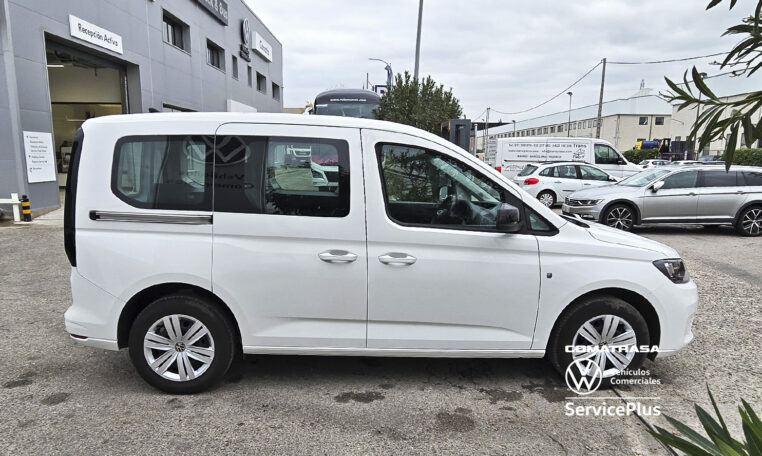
left=487, top=137, right=641, bottom=178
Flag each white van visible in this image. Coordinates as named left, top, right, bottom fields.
left=487, top=137, right=641, bottom=178
left=64, top=113, right=696, bottom=393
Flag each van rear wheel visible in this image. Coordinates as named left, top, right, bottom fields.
left=548, top=296, right=649, bottom=383
left=128, top=294, right=235, bottom=394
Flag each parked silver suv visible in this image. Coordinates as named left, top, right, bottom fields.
left=562, top=166, right=762, bottom=236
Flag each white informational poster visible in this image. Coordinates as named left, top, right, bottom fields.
left=23, top=131, right=57, bottom=183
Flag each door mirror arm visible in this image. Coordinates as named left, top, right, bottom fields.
left=496, top=203, right=523, bottom=233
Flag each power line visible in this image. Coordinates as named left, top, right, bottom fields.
left=609, top=52, right=726, bottom=65
left=490, top=61, right=602, bottom=116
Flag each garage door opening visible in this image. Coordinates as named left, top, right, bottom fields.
left=45, top=40, right=128, bottom=187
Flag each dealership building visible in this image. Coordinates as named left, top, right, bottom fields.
left=0, top=0, right=283, bottom=214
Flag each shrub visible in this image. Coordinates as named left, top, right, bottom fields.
left=623, top=148, right=660, bottom=164
left=721, top=148, right=762, bottom=166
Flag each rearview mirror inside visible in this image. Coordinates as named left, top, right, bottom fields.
left=496, top=203, right=522, bottom=233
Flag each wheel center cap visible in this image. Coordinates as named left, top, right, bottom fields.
left=174, top=342, right=186, bottom=352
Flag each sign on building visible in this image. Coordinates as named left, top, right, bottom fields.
left=68, top=15, right=123, bottom=54
left=197, top=0, right=229, bottom=25
left=23, top=131, right=56, bottom=184
left=254, top=32, right=272, bottom=62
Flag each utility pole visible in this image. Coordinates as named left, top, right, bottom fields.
left=595, top=58, right=606, bottom=139
left=414, top=0, right=423, bottom=79
left=566, top=91, right=573, bottom=137
left=484, top=108, right=490, bottom=154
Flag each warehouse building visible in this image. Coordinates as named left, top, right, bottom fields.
left=477, top=87, right=672, bottom=153
left=1, top=0, right=283, bottom=214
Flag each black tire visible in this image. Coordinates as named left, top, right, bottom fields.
left=602, top=204, right=635, bottom=232
left=128, top=294, right=236, bottom=394
left=548, top=296, right=650, bottom=384
left=735, top=206, right=762, bottom=237
left=537, top=191, right=556, bottom=208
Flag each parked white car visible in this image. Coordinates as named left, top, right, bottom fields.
left=639, top=159, right=670, bottom=169
left=64, top=113, right=697, bottom=393
left=512, top=162, right=619, bottom=207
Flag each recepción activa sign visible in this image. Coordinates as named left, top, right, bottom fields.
left=69, top=15, right=123, bottom=54
left=254, top=32, right=272, bottom=62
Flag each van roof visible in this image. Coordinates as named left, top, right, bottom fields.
left=86, top=111, right=447, bottom=144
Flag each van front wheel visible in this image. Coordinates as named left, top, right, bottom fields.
left=128, top=294, right=236, bottom=394
left=548, top=296, right=649, bottom=382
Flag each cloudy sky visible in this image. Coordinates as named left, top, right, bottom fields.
left=248, top=0, right=761, bottom=122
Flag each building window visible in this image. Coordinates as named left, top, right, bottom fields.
left=247, top=66, right=252, bottom=87
left=531, top=129, right=536, bottom=135
left=256, top=72, right=267, bottom=93
left=593, top=120, right=597, bottom=127
left=206, top=39, right=224, bottom=71
left=578, top=121, right=583, bottom=129
left=162, top=11, right=189, bottom=52
left=272, top=82, right=281, bottom=101
left=550, top=126, right=555, bottom=133
left=655, top=116, right=665, bottom=125
left=558, top=124, right=563, bottom=132
left=587, top=120, right=592, bottom=128
left=639, top=116, right=648, bottom=125
left=675, top=136, right=681, bottom=141
left=232, top=55, right=238, bottom=79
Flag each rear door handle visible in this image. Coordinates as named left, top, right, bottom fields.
left=318, top=250, right=358, bottom=263
left=688, top=192, right=697, bottom=196
left=378, top=252, right=417, bottom=266
left=583, top=183, right=592, bottom=186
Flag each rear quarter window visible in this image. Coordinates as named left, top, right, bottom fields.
left=518, top=165, right=538, bottom=177
left=112, top=135, right=213, bottom=211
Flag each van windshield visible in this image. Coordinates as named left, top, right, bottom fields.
left=617, top=168, right=671, bottom=187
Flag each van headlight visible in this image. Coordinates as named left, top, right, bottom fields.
left=653, top=259, right=689, bottom=283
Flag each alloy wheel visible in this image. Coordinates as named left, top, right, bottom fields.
left=606, top=207, right=633, bottom=230
left=571, top=314, right=637, bottom=378
left=538, top=192, right=555, bottom=207
left=742, top=208, right=762, bottom=235
left=143, top=314, right=215, bottom=382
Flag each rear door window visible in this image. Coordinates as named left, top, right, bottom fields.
left=539, top=167, right=555, bottom=177
left=214, top=136, right=350, bottom=217
left=112, top=135, right=213, bottom=210
left=701, top=171, right=740, bottom=187
left=556, top=165, right=578, bottom=179
left=743, top=171, right=762, bottom=186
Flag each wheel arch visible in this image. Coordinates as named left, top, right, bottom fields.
left=547, top=287, right=661, bottom=360
left=117, top=283, right=242, bottom=350
left=599, top=199, right=642, bottom=225
left=733, top=200, right=762, bottom=223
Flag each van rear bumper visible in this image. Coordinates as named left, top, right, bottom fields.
left=64, top=268, right=122, bottom=351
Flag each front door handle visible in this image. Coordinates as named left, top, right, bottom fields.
left=378, top=252, right=417, bottom=266
left=688, top=192, right=697, bottom=196
left=318, top=250, right=358, bottom=263
left=583, top=183, right=592, bottom=186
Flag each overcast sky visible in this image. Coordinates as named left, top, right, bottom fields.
left=248, top=0, right=761, bottom=121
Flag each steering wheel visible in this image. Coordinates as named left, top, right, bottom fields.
left=433, top=195, right=471, bottom=225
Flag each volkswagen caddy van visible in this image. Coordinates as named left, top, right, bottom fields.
left=64, top=113, right=697, bottom=393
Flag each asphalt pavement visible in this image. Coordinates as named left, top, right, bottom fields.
left=0, top=218, right=760, bottom=455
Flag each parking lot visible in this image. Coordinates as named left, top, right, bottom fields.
left=1, top=219, right=760, bottom=455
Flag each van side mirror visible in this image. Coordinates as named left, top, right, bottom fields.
left=651, top=181, right=665, bottom=192
left=496, top=203, right=522, bottom=233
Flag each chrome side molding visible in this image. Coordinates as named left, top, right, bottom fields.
left=89, top=211, right=212, bottom=225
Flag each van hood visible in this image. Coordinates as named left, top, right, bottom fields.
left=582, top=221, right=678, bottom=258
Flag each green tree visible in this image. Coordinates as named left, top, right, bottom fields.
left=664, top=0, right=762, bottom=170
left=375, top=71, right=462, bottom=134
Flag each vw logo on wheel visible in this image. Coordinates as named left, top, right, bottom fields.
left=565, top=358, right=603, bottom=395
